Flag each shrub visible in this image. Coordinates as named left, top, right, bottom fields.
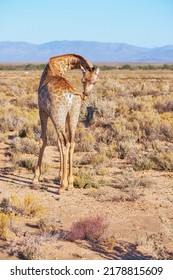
left=0, top=213, right=10, bottom=239
left=0, top=198, right=11, bottom=214
left=113, top=170, right=149, bottom=201
left=152, top=152, right=173, bottom=171
left=69, top=215, right=108, bottom=242
left=90, top=152, right=108, bottom=167
left=19, top=238, right=41, bottom=260
left=11, top=154, right=36, bottom=172
left=11, top=137, right=38, bottom=155
left=10, top=193, right=45, bottom=217
left=74, top=168, right=96, bottom=189
left=18, top=158, right=36, bottom=171
left=10, top=194, right=23, bottom=215
left=75, top=127, right=96, bottom=152
left=37, top=217, right=56, bottom=233
left=23, top=194, right=45, bottom=217
left=159, top=122, right=173, bottom=140
left=155, top=101, right=173, bottom=114
left=117, top=140, right=136, bottom=159
left=121, top=64, right=133, bottom=70
left=132, top=156, right=153, bottom=171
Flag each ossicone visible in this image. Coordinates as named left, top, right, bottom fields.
left=80, top=65, right=86, bottom=74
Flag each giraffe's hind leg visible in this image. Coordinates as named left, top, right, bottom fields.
left=67, top=99, right=81, bottom=189
left=56, top=130, right=70, bottom=191
left=33, top=109, right=48, bottom=184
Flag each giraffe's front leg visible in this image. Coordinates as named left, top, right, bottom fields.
left=57, top=138, right=63, bottom=183
left=33, top=137, right=47, bottom=184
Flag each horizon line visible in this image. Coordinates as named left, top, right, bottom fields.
left=0, top=40, right=173, bottom=49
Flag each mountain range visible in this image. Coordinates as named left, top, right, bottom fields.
left=0, top=40, right=173, bottom=63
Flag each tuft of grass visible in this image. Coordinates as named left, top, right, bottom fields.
left=152, top=152, right=173, bottom=171
left=37, top=217, right=56, bottom=233
left=19, top=159, right=36, bottom=171
left=74, top=168, right=96, bottom=189
left=104, top=236, right=117, bottom=250
left=0, top=213, right=10, bottom=240
left=0, top=198, right=11, bottom=214
left=113, top=170, right=149, bottom=201
left=10, top=193, right=45, bottom=217
left=75, top=126, right=96, bottom=152
left=132, top=156, right=153, bottom=171
left=90, top=152, right=108, bottom=168
left=11, top=137, right=38, bottom=155
left=23, top=194, right=45, bottom=217
left=10, top=194, right=23, bottom=215
left=155, top=101, right=173, bottom=114
left=18, top=237, right=41, bottom=260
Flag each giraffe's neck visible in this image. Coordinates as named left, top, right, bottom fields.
left=49, top=54, right=93, bottom=76
left=38, top=54, right=93, bottom=92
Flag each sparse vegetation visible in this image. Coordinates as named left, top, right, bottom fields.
left=0, top=66, right=173, bottom=260
left=0, top=193, right=45, bottom=218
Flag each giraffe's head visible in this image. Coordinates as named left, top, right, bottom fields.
left=80, top=66, right=99, bottom=99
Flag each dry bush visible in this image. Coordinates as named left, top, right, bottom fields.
left=10, top=193, right=45, bottom=217
left=74, top=168, right=96, bottom=189
left=95, top=98, right=115, bottom=121
left=17, top=236, right=41, bottom=260
left=75, top=126, right=96, bottom=152
left=69, top=215, right=109, bottom=242
left=113, top=170, right=149, bottom=201
left=23, top=194, right=45, bottom=217
left=0, top=213, right=10, bottom=240
left=155, top=100, right=173, bottom=114
left=151, top=152, right=173, bottom=171
left=11, top=137, right=38, bottom=155
left=89, top=152, right=108, bottom=168
left=132, top=155, right=153, bottom=171
left=0, top=198, right=11, bottom=214
left=11, top=153, right=36, bottom=172
left=37, top=217, right=61, bottom=234
left=116, top=140, right=138, bottom=160
left=37, top=217, right=56, bottom=233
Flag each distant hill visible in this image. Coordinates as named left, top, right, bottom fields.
left=0, top=40, right=173, bottom=63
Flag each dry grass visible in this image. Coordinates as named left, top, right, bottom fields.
left=0, top=213, right=10, bottom=239
left=1, top=67, right=173, bottom=259
left=1, top=69, right=173, bottom=174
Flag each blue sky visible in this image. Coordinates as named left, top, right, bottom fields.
left=0, top=0, right=172, bottom=48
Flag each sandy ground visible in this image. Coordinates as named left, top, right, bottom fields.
left=0, top=133, right=173, bottom=260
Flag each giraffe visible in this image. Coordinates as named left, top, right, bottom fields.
left=33, top=54, right=99, bottom=192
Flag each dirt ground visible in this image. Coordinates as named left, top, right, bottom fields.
left=0, top=132, right=173, bottom=260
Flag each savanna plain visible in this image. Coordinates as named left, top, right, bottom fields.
left=0, top=64, right=173, bottom=260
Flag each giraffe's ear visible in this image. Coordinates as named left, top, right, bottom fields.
left=96, top=67, right=100, bottom=75
left=80, top=65, right=86, bottom=74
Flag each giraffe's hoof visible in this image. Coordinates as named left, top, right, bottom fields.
left=58, top=187, right=66, bottom=194
left=68, top=183, right=74, bottom=190
left=32, top=177, right=40, bottom=185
